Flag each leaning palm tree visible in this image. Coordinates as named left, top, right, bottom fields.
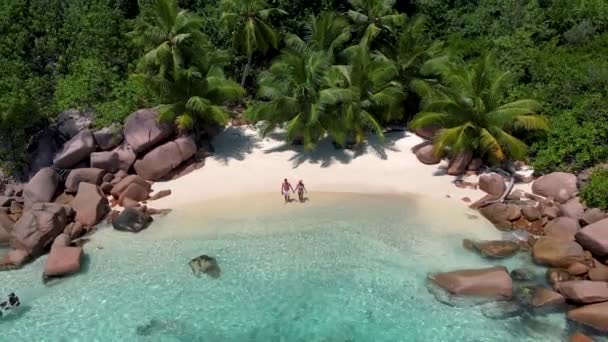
left=130, top=0, right=207, bottom=82
left=245, top=39, right=348, bottom=149
left=221, top=0, right=286, bottom=86
left=347, top=0, right=405, bottom=46
left=410, top=54, right=549, bottom=164
left=326, top=45, right=405, bottom=146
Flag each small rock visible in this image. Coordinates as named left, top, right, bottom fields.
left=510, top=268, right=535, bottom=281
left=521, top=205, right=542, bottom=221
left=567, top=262, right=590, bottom=276
left=542, top=206, right=560, bottom=219
left=469, top=240, right=520, bottom=259
left=461, top=197, right=471, bottom=203
left=149, top=189, right=171, bottom=201
left=479, top=173, right=506, bottom=197
left=428, top=266, right=513, bottom=299
left=112, top=208, right=153, bottom=233
left=93, top=123, right=124, bottom=151
left=581, top=208, right=607, bottom=226
left=576, top=218, right=608, bottom=257
left=447, top=151, right=473, bottom=176
left=531, top=288, right=565, bottom=308
left=569, top=332, right=595, bottom=342
left=560, top=197, right=585, bottom=220
left=546, top=268, right=575, bottom=290
left=467, top=158, right=483, bottom=171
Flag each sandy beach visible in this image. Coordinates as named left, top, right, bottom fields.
left=150, top=126, right=532, bottom=208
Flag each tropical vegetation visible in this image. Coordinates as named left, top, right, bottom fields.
left=1, top=0, right=607, bottom=176
left=581, top=168, right=608, bottom=210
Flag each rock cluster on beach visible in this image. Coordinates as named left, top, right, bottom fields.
left=429, top=167, right=608, bottom=338
left=0, top=109, right=203, bottom=282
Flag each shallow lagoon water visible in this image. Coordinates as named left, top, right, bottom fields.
left=1, top=193, right=574, bottom=341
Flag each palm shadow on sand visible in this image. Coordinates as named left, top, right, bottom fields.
left=211, top=127, right=262, bottom=165
left=264, top=130, right=406, bottom=168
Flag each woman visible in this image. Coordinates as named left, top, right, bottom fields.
left=295, top=180, right=307, bottom=202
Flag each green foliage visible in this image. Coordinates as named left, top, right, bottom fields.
left=131, top=0, right=244, bottom=132
left=347, top=0, right=405, bottom=47
left=531, top=96, right=608, bottom=173
left=581, top=169, right=608, bottom=210
left=411, top=54, right=548, bottom=164
left=221, top=0, right=286, bottom=86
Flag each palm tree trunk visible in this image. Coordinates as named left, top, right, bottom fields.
left=241, top=54, right=253, bottom=87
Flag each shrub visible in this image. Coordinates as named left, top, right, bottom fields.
left=581, top=168, right=608, bottom=210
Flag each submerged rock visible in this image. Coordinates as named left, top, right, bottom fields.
left=112, top=208, right=153, bottom=233
left=464, top=239, right=520, bottom=259
left=568, top=301, right=608, bottom=332
left=189, top=255, right=220, bottom=278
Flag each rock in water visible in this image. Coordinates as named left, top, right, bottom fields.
left=189, top=255, right=220, bottom=278
left=112, top=208, right=153, bottom=233
left=428, top=266, right=513, bottom=299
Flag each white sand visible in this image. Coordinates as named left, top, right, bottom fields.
left=150, top=126, right=532, bottom=208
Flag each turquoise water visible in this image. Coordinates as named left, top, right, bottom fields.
left=2, top=193, right=571, bottom=341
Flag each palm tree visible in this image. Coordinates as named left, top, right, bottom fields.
left=391, top=16, right=444, bottom=88
left=153, top=64, right=244, bottom=132
left=244, top=39, right=348, bottom=149
left=131, top=0, right=244, bottom=132
left=285, top=11, right=351, bottom=58
left=221, top=0, right=286, bottom=87
left=130, top=0, right=207, bottom=82
left=347, top=0, right=405, bottom=46
left=326, top=45, right=405, bottom=146
left=410, top=54, right=549, bottom=164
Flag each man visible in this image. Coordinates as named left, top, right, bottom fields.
left=281, top=179, right=294, bottom=203
left=0, top=292, right=21, bottom=318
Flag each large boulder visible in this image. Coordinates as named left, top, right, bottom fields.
left=124, top=109, right=173, bottom=154
left=531, top=288, right=565, bottom=308
left=532, top=237, right=586, bottom=267
left=133, top=136, right=197, bottom=181
left=43, top=245, right=83, bottom=278
left=53, top=129, right=96, bottom=169
left=479, top=203, right=521, bottom=230
left=581, top=208, right=607, bottom=226
left=23, top=168, right=59, bottom=208
left=414, top=143, right=441, bottom=165
left=26, top=128, right=64, bottom=178
left=90, top=143, right=136, bottom=173
left=446, top=151, right=473, bottom=176
left=568, top=302, right=608, bottom=333
left=576, top=218, right=608, bottom=256
left=479, top=173, right=506, bottom=197
left=560, top=197, right=585, bottom=220
left=428, top=266, right=513, bottom=299
left=64, top=168, right=106, bottom=193
left=70, top=183, right=109, bottom=227
left=112, top=208, right=153, bottom=233
left=56, top=109, right=93, bottom=139
left=10, top=203, right=71, bottom=256
left=110, top=175, right=151, bottom=199
left=521, top=205, right=542, bottom=221
left=544, top=217, right=581, bottom=241
left=532, top=172, right=578, bottom=203
left=465, top=239, right=519, bottom=258
left=93, top=123, right=124, bottom=151
left=559, top=281, right=608, bottom=304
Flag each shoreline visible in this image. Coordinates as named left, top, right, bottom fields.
left=149, top=126, right=532, bottom=209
